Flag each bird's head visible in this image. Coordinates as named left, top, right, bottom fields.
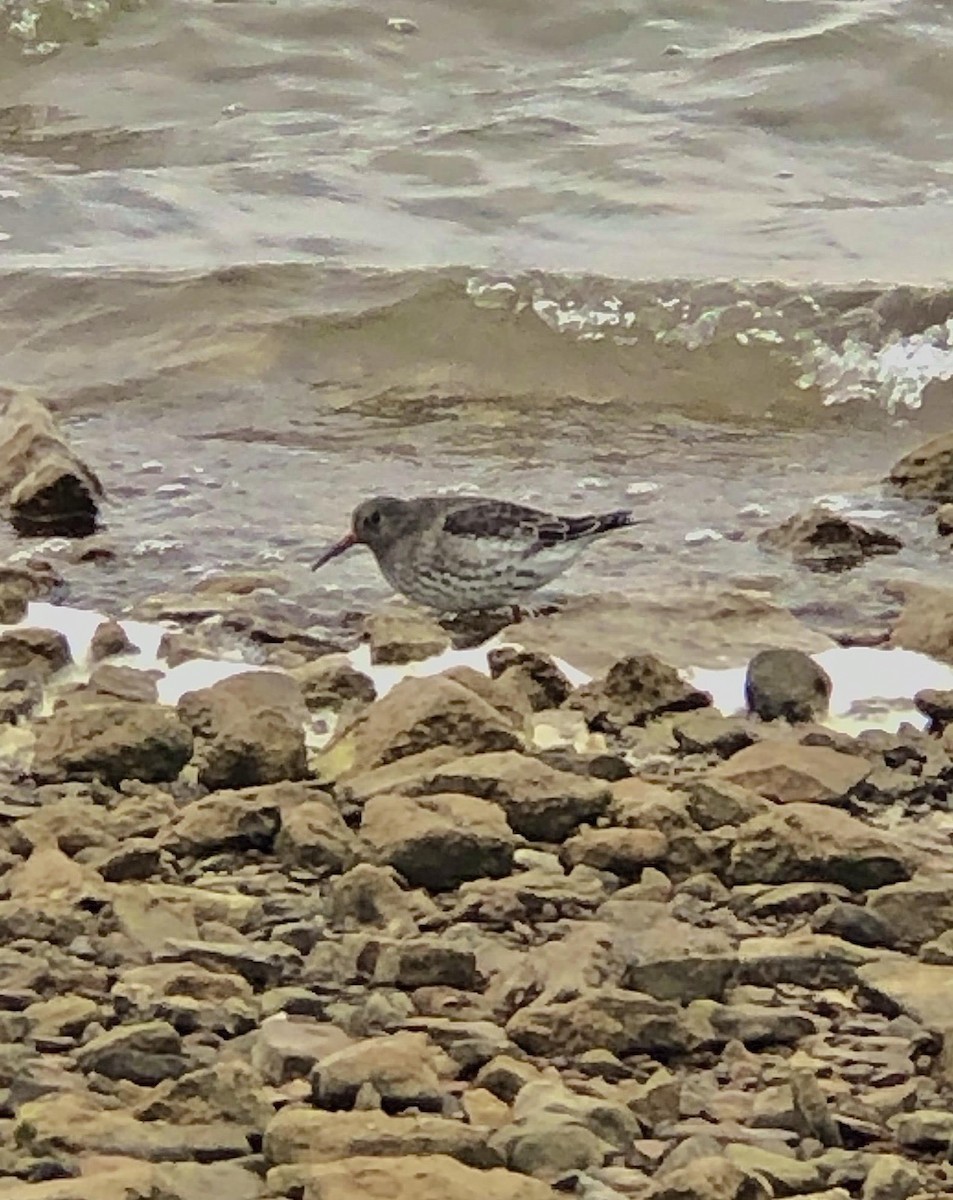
left=311, top=496, right=408, bottom=570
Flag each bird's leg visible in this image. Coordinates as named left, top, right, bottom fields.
left=510, top=604, right=525, bottom=623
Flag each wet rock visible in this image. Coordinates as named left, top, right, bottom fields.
left=89, top=619, right=137, bottom=661
left=311, top=1031, right=450, bottom=1112
left=560, top=827, right=667, bottom=877
left=276, top=796, right=361, bottom=873
left=177, top=671, right=307, bottom=790
left=729, top=803, right=916, bottom=889
left=0, top=627, right=70, bottom=677
left=714, top=741, right=869, bottom=804
left=31, top=700, right=193, bottom=786
left=361, top=792, right=514, bottom=889
left=0, top=390, right=103, bottom=536
left=745, top=648, right=832, bottom=722
left=267, top=1155, right=555, bottom=1200
left=317, top=674, right=523, bottom=782
left=365, top=606, right=450, bottom=665
left=889, top=431, right=953, bottom=500
left=85, top=663, right=160, bottom=704
left=76, top=1019, right=187, bottom=1086
left=263, top=1107, right=501, bottom=1168
left=348, top=750, right=610, bottom=842
left=507, top=988, right=691, bottom=1057
left=758, top=507, right=901, bottom=572
left=566, top=653, right=711, bottom=731
left=290, top=654, right=376, bottom=712
left=487, top=647, right=573, bottom=711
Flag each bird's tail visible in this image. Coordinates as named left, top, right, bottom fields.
left=594, top=509, right=640, bottom=535
left=541, top=508, right=643, bottom=544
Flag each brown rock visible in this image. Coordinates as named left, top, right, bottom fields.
left=366, top=607, right=450, bottom=665
left=372, top=939, right=478, bottom=991
left=729, top=804, right=917, bottom=890
left=561, top=827, right=668, bottom=877
left=862, top=1152, right=923, bottom=1200
left=325, top=864, right=423, bottom=932
left=86, top=663, right=160, bottom=703
left=615, top=916, right=736, bottom=1003
left=566, top=653, right=711, bottom=731
left=361, top=792, right=514, bottom=889
left=348, top=750, right=609, bottom=842
left=0, top=390, right=103, bottom=536
left=714, top=740, right=868, bottom=804
left=889, top=431, right=953, bottom=500
left=263, top=1107, right=500, bottom=1168
left=654, top=1154, right=771, bottom=1200
left=89, top=618, right=138, bottom=661
left=890, top=581, right=953, bottom=661
left=758, top=507, right=901, bottom=572
left=266, top=1155, right=556, bottom=1200
left=76, top=1019, right=186, bottom=1086
left=317, top=674, right=522, bottom=782
left=31, top=700, right=193, bottom=786
left=177, top=670, right=307, bottom=790
left=112, top=961, right=256, bottom=1035
left=311, top=1031, right=450, bottom=1112
left=487, top=647, right=573, bottom=711
left=0, top=627, right=70, bottom=677
left=507, top=987, right=691, bottom=1057
left=251, top=1016, right=352, bottom=1086
left=685, top=779, right=771, bottom=829
left=865, top=875, right=953, bottom=950
left=276, top=797, right=360, bottom=873
left=165, top=786, right=282, bottom=857
left=291, top=654, right=376, bottom=712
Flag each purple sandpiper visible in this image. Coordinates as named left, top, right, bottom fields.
left=311, top=494, right=641, bottom=613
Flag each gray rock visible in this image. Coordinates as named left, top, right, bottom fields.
left=745, top=648, right=832, bottom=723
left=76, top=1019, right=186, bottom=1086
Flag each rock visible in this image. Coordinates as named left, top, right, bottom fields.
left=31, top=700, right=193, bottom=786
left=724, top=1143, right=825, bottom=1194
left=561, top=827, right=668, bottom=877
left=507, top=988, right=691, bottom=1057
left=276, top=797, right=360, bottom=873
left=165, top=785, right=283, bottom=857
left=685, top=779, right=771, bottom=830
left=758, top=507, right=901, bottom=572
left=365, top=607, right=450, bottom=665
left=266, top=1154, right=556, bottom=1200
left=76, top=1019, right=186, bottom=1086
left=745, top=649, right=832, bottom=723
left=938, top=503, right=953, bottom=535
left=736, top=932, right=883, bottom=989
left=311, top=1031, right=450, bottom=1112
left=889, top=581, right=953, bottom=662
left=177, top=671, right=307, bottom=790
left=347, top=750, right=610, bottom=842
left=0, top=627, right=71, bottom=677
left=566, top=653, right=711, bottom=731
left=810, top=901, right=894, bottom=948
left=789, top=1070, right=842, bottom=1146
left=0, top=390, right=103, bottom=536
left=361, top=792, right=514, bottom=889
left=0, top=667, right=43, bottom=722
left=912, top=688, right=953, bottom=732
left=654, top=1155, right=771, bottom=1200
left=865, top=876, right=953, bottom=950
left=491, top=1113, right=610, bottom=1175
left=263, top=1107, right=500, bottom=1169
left=291, top=654, right=376, bottom=712
left=889, top=431, right=953, bottom=500
left=0, top=1162, right=263, bottom=1200
left=616, top=917, right=736, bottom=1003
left=729, top=804, right=916, bottom=889
left=372, top=939, right=477, bottom=990
left=487, top=647, right=573, bottom=711
left=714, top=741, right=869, bottom=805
left=888, top=1108, right=953, bottom=1149
left=671, top=709, right=755, bottom=757
left=89, top=619, right=137, bottom=661
left=251, top=1015, right=351, bottom=1085
left=317, top=675, right=523, bottom=782
left=862, top=1153, right=923, bottom=1200
left=85, top=663, right=160, bottom=703
left=326, top=864, right=424, bottom=932
left=155, top=937, right=302, bottom=990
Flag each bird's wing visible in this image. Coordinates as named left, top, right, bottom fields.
left=441, top=501, right=636, bottom=549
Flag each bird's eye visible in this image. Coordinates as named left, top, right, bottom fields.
left=367, top=510, right=381, bottom=527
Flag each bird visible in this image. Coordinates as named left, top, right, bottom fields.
left=311, top=494, right=642, bottom=614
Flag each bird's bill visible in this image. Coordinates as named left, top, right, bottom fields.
left=311, top=531, right=357, bottom=571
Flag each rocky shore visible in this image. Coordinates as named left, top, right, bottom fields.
left=1, top=565, right=953, bottom=1200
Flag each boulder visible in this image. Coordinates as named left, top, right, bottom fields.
left=0, top=390, right=103, bottom=536
left=311, top=1031, right=450, bottom=1112
left=265, top=1155, right=556, bottom=1200
left=866, top=875, right=953, bottom=950
left=560, top=827, right=668, bottom=877
left=275, top=797, right=361, bottom=873
left=729, top=804, right=917, bottom=889
left=758, top=507, right=901, bottom=572
left=507, top=988, right=691, bottom=1057
left=713, top=741, right=869, bottom=805
left=745, top=648, right=832, bottom=722
left=75, top=1019, right=187, bottom=1086
left=361, top=793, right=514, bottom=890
left=566, top=653, right=711, bottom=731
left=31, top=701, right=193, bottom=785
left=317, top=675, right=523, bottom=782
left=888, top=431, right=953, bottom=500
left=164, top=785, right=283, bottom=857
left=177, top=670, right=307, bottom=789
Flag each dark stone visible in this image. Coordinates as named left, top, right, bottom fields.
left=758, top=507, right=901, bottom=572
left=745, top=649, right=832, bottom=723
